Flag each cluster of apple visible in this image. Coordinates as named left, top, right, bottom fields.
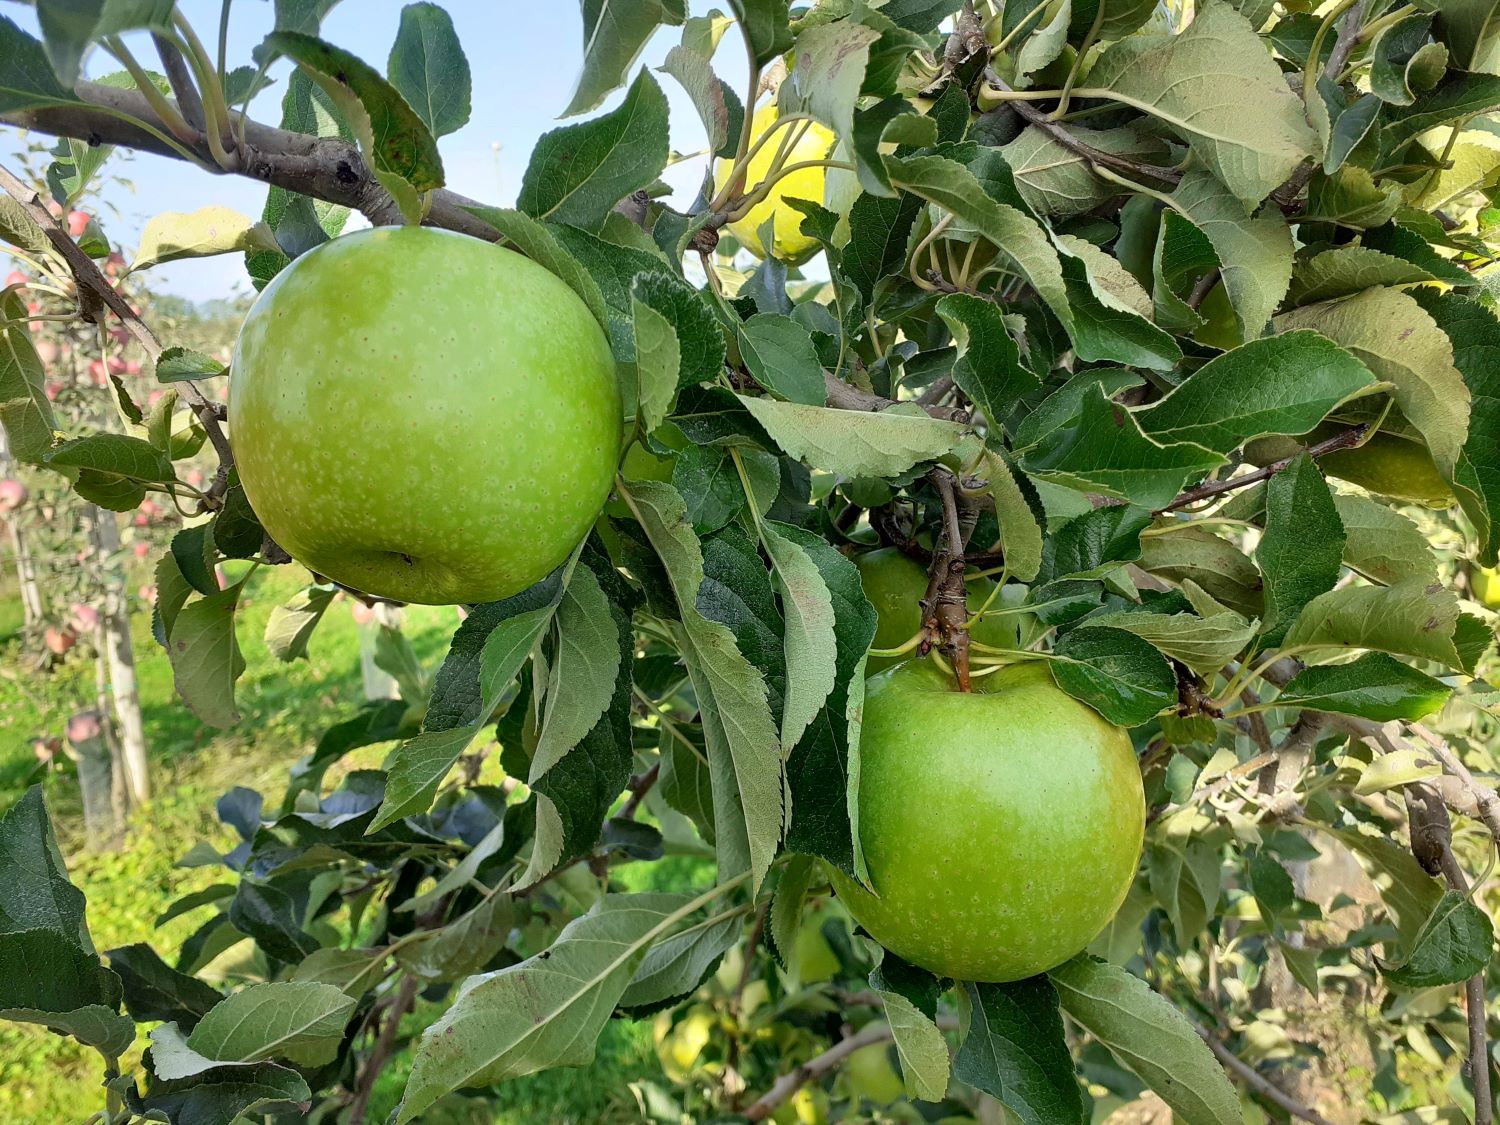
left=226, top=212, right=1143, bottom=986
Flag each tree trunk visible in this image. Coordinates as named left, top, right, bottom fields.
left=7, top=518, right=43, bottom=626
left=86, top=504, right=149, bottom=806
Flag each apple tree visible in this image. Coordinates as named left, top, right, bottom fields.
left=2, top=0, right=1500, bottom=1122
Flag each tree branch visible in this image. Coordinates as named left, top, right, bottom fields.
left=823, top=370, right=968, bottom=421
left=348, top=973, right=419, bottom=1125
left=1158, top=425, right=1369, bottom=513
left=1194, top=1020, right=1338, bottom=1125
left=3, top=79, right=498, bottom=239
left=619, top=761, right=660, bottom=821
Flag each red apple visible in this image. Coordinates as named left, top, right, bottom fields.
left=88, top=359, right=107, bottom=386
left=43, top=626, right=77, bottom=655
left=32, top=737, right=59, bottom=764
left=350, top=601, right=375, bottom=626
left=44, top=383, right=60, bottom=402
left=4, top=270, right=26, bottom=288
left=109, top=326, right=129, bottom=345
left=67, top=210, right=90, bottom=238
left=125, top=360, right=141, bottom=376
left=0, top=479, right=27, bottom=512
left=132, top=542, right=150, bottom=558
left=34, top=340, right=58, bottom=364
left=138, top=584, right=157, bottom=604
left=107, top=356, right=127, bottom=375
left=67, top=603, right=100, bottom=633
left=104, top=252, right=126, bottom=277
left=66, top=712, right=101, bottom=743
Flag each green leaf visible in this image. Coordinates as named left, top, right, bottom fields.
left=1371, top=14, right=1447, bottom=105
left=172, top=982, right=354, bottom=1072
left=626, top=481, right=783, bottom=891
left=884, top=154, right=1074, bottom=333
left=107, top=943, right=223, bottom=1028
left=761, top=521, right=838, bottom=751
left=978, top=448, right=1044, bottom=583
left=132, top=206, right=278, bottom=272
left=1282, top=579, right=1470, bottom=671
left=1137, top=332, right=1374, bottom=454
left=387, top=1, right=472, bottom=138
left=263, top=585, right=338, bottom=662
left=568, top=1, right=686, bottom=116
left=1051, top=626, right=1176, bottom=727
left=878, top=988, right=950, bottom=1101
left=779, top=20, right=880, bottom=143
left=0, top=290, right=58, bottom=463
left=141, top=1058, right=311, bottom=1124
left=1002, top=125, right=1167, bottom=219
left=1050, top=957, right=1241, bottom=1125
left=1058, top=237, right=1182, bottom=372
left=1276, top=287, right=1470, bottom=476
left=372, top=595, right=560, bottom=830
left=399, top=890, right=731, bottom=1122
left=518, top=68, right=669, bottom=230
left=1139, top=527, right=1262, bottom=618
left=1167, top=168, right=1294, bottom=341
left=618, top=907, right=743, bottom=1014
left=1022, top=387, right=1225, bottom=510
left=1384, top=71, right=1500, bottom=150
left=1087, top=608, right=1255, bottom=678
left=741, top=395, right=970, bottom=479
left=1086, top=4, right=1317, bottom=207
left=0, top=15, right=78, bottom=113
left=1287, top=247, right=1439, bottom=306
left=395, top=892, right=515, bottom=983
left=259, top=32, right=445, bottom=223
left=0, top=928, right=121, bottom=1024
left=1256, top=455, right=1345, bottom=647
left=1335, top=826, right=1443, bottom=949
left=768, top=855, right=813, bottom=981
left=34, top=0, right=174, bottom=89
left=1409, top=291, right=1500, bottom=566
left=1383, top=891, right=1495, bottom=989
left=954, top=978, right=1086, bottom=1125
left=880, top=0, right=965, bottom=31
left=520, top=565, right=624, bottom=886
left=1277, top=652, right=1451, bottom=722
left=0, top=787, right=92, bottom=950
left=937, top=294, right=1041, bottom=428
left=661, top=43, right=739, bottom=156
left=729, top=0, right=791, bottom=65
left=738, top=314, right=825, bottom=405
left=1332, top=493, right=1438, bottom=586
left=0, top=1000, right=134, bottom=1056
left=166, top=583, right=248, bottom=730
left=632, top=290, right=680, bottom=435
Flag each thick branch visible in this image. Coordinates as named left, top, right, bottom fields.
left=1195, top=1021, right=1338, bottom=1125
left=823, top=370, right=968, bottom=421
left=3, top=79, right=498, bottom=239
left=1159, top=425, right=1369, bottom=513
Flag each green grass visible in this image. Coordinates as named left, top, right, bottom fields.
left=0, top=561, right=705, bottom=1124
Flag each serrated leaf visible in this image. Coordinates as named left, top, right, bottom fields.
left=259, top=32, right=444, bottom=223
left=1278, top=652, right=1451, bottom=723
left=978, top=448, right=1044, bottom=583
left=1023, top=387, right=1224, bottom=510
left=1088, top=607, right=1255, bottom=677
left=1287, top=247, right=1439, bottom=306
left=1383, top=890, right=1495, bottom=988
left=937, top=293, right=1041, bottom=428
left=779, top=20, right=880, bottom=143
left=141, top=1057, right=311, bottom=1124
left=632, top=287, right=680, bottom=435
left=618, top=907, right=742, bottom=1014
left=48, top=436, right=175, bottom=487
left=0, top=1001, right=134, bottom=1056
left=738, top=314, right=824, bottom=405
left=166, top=582, right=247, bottom=729
left=387, top=1, right=472, bottom=138
left=624, top=481, right=782, bottom=891
left=0, top=787, right=92, bottom=950
left=1137, top=332, right=1374, bottom=454
left=761, top=521, right=837, bottom=751
left=954, top=978, right=1086, bottom=1125
left=660, top=43, right=738, bottom=156
left=877, top=987, right=950, bottom=1101
left=1051, top=626, right=1176, bottom=727
left=1276, top=282, right=1469, bottom=477
left=1332, top=493, right=1437, bottom=586
left=132, top=206, right=278, bottom=272
left=263, top=584, right=338, bottom=662
left=729, top=0, right=791, bottom=64
left=398, top=890, right=732, bottom=1122
left=0, top=15, right=79, bottom=113
left=1002, top=125, right=1168, bottom=219
left=1050, top=956, right=1241, bottom=1125
left=519, top=68, right=669, bottom=230
left=1087, top=4, right=1317, bottom=207
left=768, top=855, right=813, bottom=981
left=0, top=290, right=58, bottom=463
left=1257, top=455, right=1345, bottom=646
left=741, top=394, right=969, bottom=479
left=171, top=982, right=354, bottom=1073
left=1282, top=578, right=1469, bottom=671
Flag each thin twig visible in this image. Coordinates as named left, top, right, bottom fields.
left=1158, top=425, right=1368, bottom=513
left=348, top=973, right=419, bottom=1125
left=619, top=762, right=661, bottom=822
left=1194, top=1021, right=1338, bottom=1125
left=152, top=32, right=206, bottom=132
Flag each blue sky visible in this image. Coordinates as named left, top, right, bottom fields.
left=0, top=1, right=749, bottom=298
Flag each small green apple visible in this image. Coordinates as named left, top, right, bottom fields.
left=714, top=104, right=835, bottom=264
left=836, top=1030, right=905, bottom=1106
left=827, top=660, right=1144, bottom=982
left=854, top=547, right=1025, bottom=673
left=231, top=226, right=620, bottom=605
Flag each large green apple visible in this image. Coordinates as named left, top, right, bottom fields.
left=231, top=226, right=620, bottom=605
left=827, top=660, right=1144, bottom=982
left=854, top=547, right=1025, bottom=673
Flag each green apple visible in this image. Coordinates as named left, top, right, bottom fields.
left=231, top=226, right=620, bottom=605
left=827, top=660, right=1144, bottom=982
left=836, top=1030, right=905, bottom=1106
left=714, top=104, right=835, bottom=264
left=1474, top=566, right=1500, bottom=609
left=1245, top=426, right=1453, bottom=509
left=854, top=547, right=1025, bottom=673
